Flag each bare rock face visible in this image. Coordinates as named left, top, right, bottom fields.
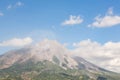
left=0, top=39, right=77, bottom=69
left=0, top=48, right=30, bottom=69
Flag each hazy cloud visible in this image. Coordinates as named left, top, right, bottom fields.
left=0, top=12, right=4, bottom=16
left=89, top=8, right=120, bottom=28
left=28, top=29, right=57, bottom=43
left=62, top=15, right=83, bottom=26
left=15, top=1, right=23, bottom=7
left=72, top=39, right=120, bottom=72
left=7, top=5, right=12, bottom=9
left=0, top=37, right=33, bottom=47
left=7, top=1, right=24, bottom=10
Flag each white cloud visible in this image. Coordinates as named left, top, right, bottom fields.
left=62, top=15, right=83, bottom=26
left=72, top=39, right=120, bottom=73
left=89, top=8, right=120, bottom=28
left=7, top=1, right=24, bottom=10
left=0, top=12, right=4, bottom=16
left=0, top=37, right=33, bottom=47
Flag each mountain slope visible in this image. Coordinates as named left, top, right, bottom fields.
left=0, top=39, right=120, bottom=80
left=0, top=39, right=77, bottom=69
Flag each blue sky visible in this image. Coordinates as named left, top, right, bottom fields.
left=0, top=0, right=120, bottom=52
left=0, top=0, right=120, bottom=72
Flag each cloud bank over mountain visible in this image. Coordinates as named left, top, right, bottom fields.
left=72, top=39, right=120, bottom=72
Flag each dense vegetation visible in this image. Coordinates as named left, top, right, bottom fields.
left=0, top=60, right=120, bottom=80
